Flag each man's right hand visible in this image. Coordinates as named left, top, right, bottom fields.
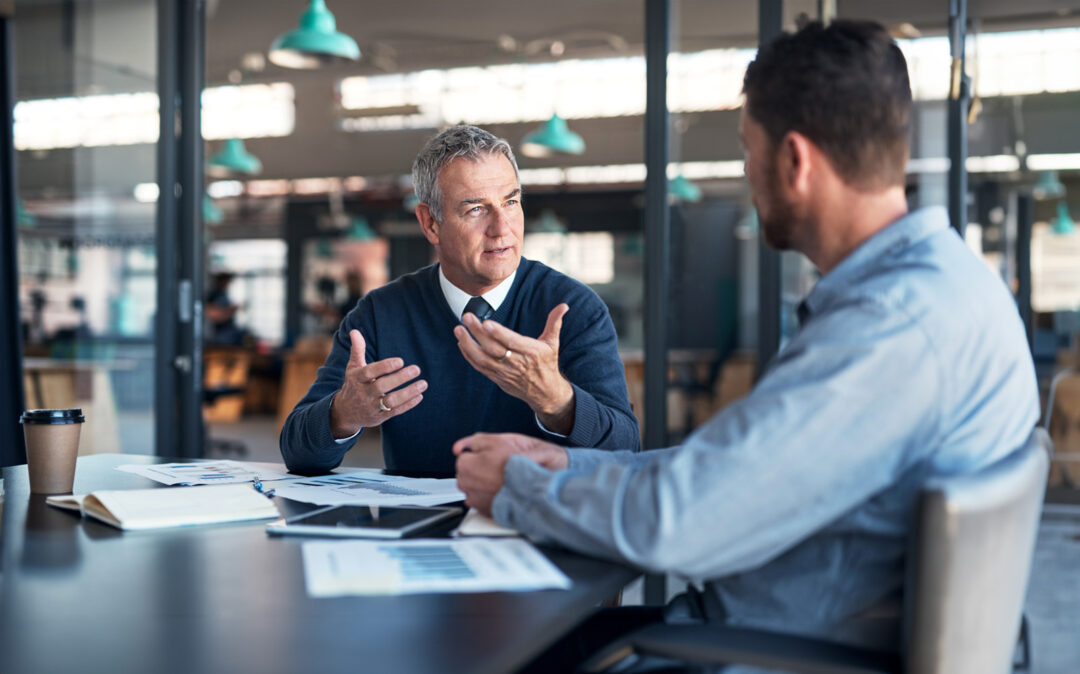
left=452, top=433, right=569, bottom=516
left=329, top=329, right=427, bottom=439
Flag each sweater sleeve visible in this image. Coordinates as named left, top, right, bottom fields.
left=278, top=304, right=373, bottom=474
left=554, top=290, right=641, bottom=451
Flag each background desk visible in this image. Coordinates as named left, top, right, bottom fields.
left=0, top=454, right=639, bottom=674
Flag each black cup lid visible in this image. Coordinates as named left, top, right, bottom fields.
left=20, top=408, right=85, bottom=424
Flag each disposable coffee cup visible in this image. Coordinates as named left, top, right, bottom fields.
left=20, top=408, right=85, bottom=494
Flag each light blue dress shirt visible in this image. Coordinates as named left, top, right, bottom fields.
left=492, top=207, right=1039, bottom=646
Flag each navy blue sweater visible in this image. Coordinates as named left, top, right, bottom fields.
left=280, top=259, right=640, bottom=477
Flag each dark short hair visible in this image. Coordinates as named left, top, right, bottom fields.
left=742, top=20, right=912, bottom=190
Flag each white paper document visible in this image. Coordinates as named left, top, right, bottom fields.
left=272, top=471, right=465, bottom=507
left=302, top=538, right=571, bottom=597
left=452, top=507, right=520, bottom=537
left=117, top=460, right=292, bottom=486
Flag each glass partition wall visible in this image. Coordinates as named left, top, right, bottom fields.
left=13, top=0, right=160, bottom=456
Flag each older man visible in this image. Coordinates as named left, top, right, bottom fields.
left=281, top=125, right=639, bottom=477
left=455, top=20, right=1038, bottom=666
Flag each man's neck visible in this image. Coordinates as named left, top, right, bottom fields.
left=809, top=186, right=909, bottom=274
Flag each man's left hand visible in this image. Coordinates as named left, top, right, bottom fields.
left=453, top=304, right=575, bottom=434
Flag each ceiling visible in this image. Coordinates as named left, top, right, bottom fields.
left=11, top=0, right=1080, bottom=206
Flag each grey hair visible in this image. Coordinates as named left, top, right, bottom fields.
left=411, top=124, right=520, bottom=223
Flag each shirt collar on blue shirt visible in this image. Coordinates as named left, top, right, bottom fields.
left=799, top=206, right=951, bottom=324
left=438, top=265, right=518, bottom=320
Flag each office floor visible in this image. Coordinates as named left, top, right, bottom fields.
left=207, top=414, right=1080, bottom=674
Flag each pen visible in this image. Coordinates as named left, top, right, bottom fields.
left=251, top=478, right=276, bottom=499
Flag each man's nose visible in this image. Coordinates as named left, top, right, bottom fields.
left=487, top=207, right=514, bottom=237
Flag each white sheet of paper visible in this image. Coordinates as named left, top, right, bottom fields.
left=302, top=538, right=571, bottom=597
left=117, top=460, right=292, bottom=486
left=273, top=471, right=465, bottom=507
left=452, top=508, right=520, bottom=537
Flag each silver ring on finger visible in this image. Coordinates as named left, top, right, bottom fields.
left=379, top=397, right=392, bottom=413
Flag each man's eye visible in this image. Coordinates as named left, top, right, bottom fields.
left=467, top=206, right=483, bottom=215
left=506, top=199, right=519, bottom=207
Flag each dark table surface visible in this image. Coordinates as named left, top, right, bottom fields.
left=0, top=454, right=639, bottom=674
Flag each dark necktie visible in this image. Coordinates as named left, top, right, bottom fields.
left=463, top=296, right=495, bottom=321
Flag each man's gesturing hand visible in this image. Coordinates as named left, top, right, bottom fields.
left=453, top=433, right=569, bottom=516
left=329, top=329, right=427, bottom=439
left=453, top=303, right=575, bottom=434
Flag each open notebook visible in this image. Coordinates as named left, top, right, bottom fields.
left=47, top=484, right=280, bottom=531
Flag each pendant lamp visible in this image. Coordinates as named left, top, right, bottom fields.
left=669, top=175, right=702, bottom=203
left=16, top=198, right=36, bottom=227
left=269, top=0, right=360, bottom=69
left=521, top=114, right=585, bottom=158
left=1033, top=170, right=1066, bottom=200
left=208, top=138, right=262, bottom=177
left=532, top=209, right=567, bottom=234
left=347, top=216, right=377, bottom=241
left=1052, top=201, right=1076, bottom=235
left=203, top=195, right=224, bottom=225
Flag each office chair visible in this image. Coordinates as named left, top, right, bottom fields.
left=587, top=428, right=1051, bottom=674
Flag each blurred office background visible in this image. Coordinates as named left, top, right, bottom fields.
left=3, top=2, right=1080, bottom=670
left=4, top=0, right=1080, bottom=486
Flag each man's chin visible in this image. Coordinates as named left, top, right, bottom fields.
left=476, top=254, right=521, bottom=284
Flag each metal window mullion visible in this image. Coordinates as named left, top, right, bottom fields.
left=1, top=10, right=28, bottom=467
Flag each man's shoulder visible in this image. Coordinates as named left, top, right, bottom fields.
left=517, top=258, right=598, bottom=301
left=366, top=263, right=438, bottom=301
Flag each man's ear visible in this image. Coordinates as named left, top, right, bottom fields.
left=416, top=203, right=440, bottom=246
left=779, top=131, right=814, bottom=197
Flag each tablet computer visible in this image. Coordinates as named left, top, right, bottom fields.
left=266, top=505, right=459, bottom=539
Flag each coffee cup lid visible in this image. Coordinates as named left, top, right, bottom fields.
left=20, top=408, right=85, bottom=424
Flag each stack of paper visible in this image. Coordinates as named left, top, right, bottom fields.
left=117, top=460, right=291, bottom=486
left=272, top=471, right=465, bottom=507
left=302, top=538, right=570, bottom=597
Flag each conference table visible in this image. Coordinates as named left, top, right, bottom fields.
left=0, top=454, right=640, bottom=674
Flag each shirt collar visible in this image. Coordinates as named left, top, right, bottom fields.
left=799, top=206, right=950, bottom=323
left=438, top=266, right=518, bottom=320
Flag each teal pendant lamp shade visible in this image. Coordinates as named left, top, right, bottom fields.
left=347, top=216, right=377, bottom=241
left=521, top=114, right=585, bottom=158
left=532, top=209, right=567, bottom=234
left=16, top=198, right=36, bottom=227
left=1052, top=202, right=1076, bottom=235
left=669, top=174, right=702, bottom=203
left=203, top=195, right=224, bottom=225
left=1033, top=170, right=1066, bottom=200
left=208, top=138, right=262, bottom=176
left=269, top=0, right=360, bottom=69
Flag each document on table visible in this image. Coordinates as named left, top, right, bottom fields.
left=117, top=460, right=292, bottom=486
left=272, top=471, right=465, bottom=507
left=302, top=538, right=571, bottom=597
left=452, top=507, right=520, bottom=537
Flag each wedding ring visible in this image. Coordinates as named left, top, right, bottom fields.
left=378, top=397, right=392, bottom=412
left=498, top=349, right=512, bottom=360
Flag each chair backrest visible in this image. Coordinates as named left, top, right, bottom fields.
left=903, top=427, right=1051, bottom=674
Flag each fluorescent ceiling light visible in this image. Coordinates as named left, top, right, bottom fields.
left=133, top=182, right=160, bottom=203
left=208, top=181, right=245, bottom=198
left=1027, top=154, right=1080, bottom=171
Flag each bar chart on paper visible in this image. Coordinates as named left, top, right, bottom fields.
left=302, top=539, right=572, bottom=597
left=273, top=471, right=465, bottom=507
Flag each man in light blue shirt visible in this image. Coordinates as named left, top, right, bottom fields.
left=454, top=19, right=1039, bottom=666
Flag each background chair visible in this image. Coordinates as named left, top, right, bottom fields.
left=590, top=428, right=1051, bottom=674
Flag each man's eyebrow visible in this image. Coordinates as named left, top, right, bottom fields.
left=504, top=188, right=522, bottom=200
